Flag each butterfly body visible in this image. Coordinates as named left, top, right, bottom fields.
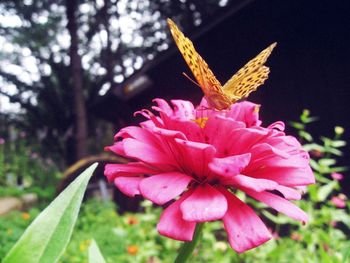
left=167, top=18, right=276, bottom=110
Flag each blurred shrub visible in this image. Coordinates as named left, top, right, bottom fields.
left=0, top=130, right=61, bottom=202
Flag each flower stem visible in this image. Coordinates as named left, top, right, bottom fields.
left=174, top=223, right=204, bottom=263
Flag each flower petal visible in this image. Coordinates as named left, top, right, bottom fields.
left=174, top=138, right=216, bottom=180
left=249, top=143, right=308, bottom=168
left=157, top=193, right=196, bottom=241
left=114, top=177, right=143, bottom=197
left=171, top=99, right=196, bottom=120
left=276, top=185, right=302, bottom=200
left=209, top=154, right=251, bottom=178
left=181, top=184, right=227, bottom=222
left=123, top=138, right=175, bottom=168
left=115, top=126, right=150, bottom=141
left=105, top=141, right=126, bottom=156
left=167, top=120, right=204, bottom=142
left=227, top=174, right=278, bottom=192
left=220, top=188, right=271, bottom=253
left=226, top=101, right=261, bottom=127
left=268, top=121, right=285, bottom=131
left=104, top=163, right=158, bottom=182
left=248, top=165, right=315, bottom=186
left=246, top=142, right=315, bottom=186
left=225, top=128, right=270, bottom=156
left=152, top=126, right=186, bottom=140
left=139, top=119, right=156, bottom=129
left=152, top=98, right=174, bottom=116
left=204, top=115, right=245, bottom=151
left=153, top=100, right=203, bottom=142
left=243, top=188, right=308, bottom=223
left=140, top=172, right=192, bottom=205
left=134, top=109, right=164, bottom=127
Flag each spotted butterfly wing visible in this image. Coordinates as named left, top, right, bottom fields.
left=222, top=43, right=276, bottom=103
left=167, top=19, right=228, bottom=104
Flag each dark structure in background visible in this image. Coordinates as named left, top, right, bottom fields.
left=95, top=0, right=350, bottom=189
left=97, top=0, right=350, bottom=135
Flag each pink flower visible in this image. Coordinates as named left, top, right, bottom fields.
left=290, top=232, right=302, bottom=241
left=19, top=131, right=26, bottom=138
left=268, top=228, right=280, bottom=239
left=104, top=98, right=315, bottom=253
left=331, top=172, right=344, bottom=181
left=331, top=195, right=346, bottom=208
left=30, top=152, right=39, bottom=159
left=329, top=221, right=337, bottom=227
left=0, top=138, right=5, bottom=145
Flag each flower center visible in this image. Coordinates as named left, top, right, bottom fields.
left=193, top=117, right=208, bottom=128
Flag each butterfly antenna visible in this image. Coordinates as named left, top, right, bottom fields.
left=182, top=72, right=201, bottom=88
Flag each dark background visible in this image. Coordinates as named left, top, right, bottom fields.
left=117, top=0, right=350, bottom=136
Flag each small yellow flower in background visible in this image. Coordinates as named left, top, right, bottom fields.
left=302, top=109, right=310, bottom=116
left=79, top=239, right=91, bottom=252
left=22, top=212, right=30, bottom=220
left=334, top=126, right=344, bottom=135
left=79, top=243, right=86, bottom=252
left=7, top=228, right=13, bottom=235
left=338, top=193, right=347, bottom=200
left=214, top=241, right=228, bottom=252
left=127, top=245, right=139, bottom=255
left=126, top=215, right=139, bottom=225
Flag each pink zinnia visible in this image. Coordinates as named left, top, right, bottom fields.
left=331, top=195, right=346, bottom=208
left=331, top=172, right=344, bottom=181
left=104, top=98, right=315, bottom=253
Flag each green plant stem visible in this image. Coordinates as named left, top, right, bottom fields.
left=174, top=223, right=204, bottom=263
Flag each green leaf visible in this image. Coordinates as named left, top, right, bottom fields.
left=262, top=210, right=293, bottom=225
left=343, top=248, right=350, bottom=263
left=289, top=121, right=305, bottom=130
left=3, top=163, right=98, bottom=263
left=318, top=158, right=336, bottom=167
left=321, top=136, right=332, bottom=145
left=317, top=181, right=337, bottom=202
left=310, top=159, right=320, bottom=171
left=329, top=166, right=348, bottom=173
left=318, top=177, right=332, bottom=185
left=331, top=140, right=346, bottom=148
left=299, top=130, right=313, bottom=142
left=300, top=109, right=319, bottom=124
left=88, top=239, right=106, bottom=263
left=331, top=210, right=350, bottom=228
left=302, top=143, right=324, bottom=152
left=307, top=184, right=319, bottom=202
left=327, top=147, right=343, bottom=156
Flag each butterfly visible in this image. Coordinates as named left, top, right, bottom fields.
left=167, top=18, right=276, bottom=110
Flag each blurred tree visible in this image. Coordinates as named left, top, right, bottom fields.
left=66, top=0, right=88, bottom=159
left=0, top=0, right=233, bottom=164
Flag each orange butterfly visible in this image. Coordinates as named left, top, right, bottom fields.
left=167, top=18, right=276, bottom=110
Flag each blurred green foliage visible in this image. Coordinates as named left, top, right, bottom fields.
left=0, top=209, right=40, bottom=259
left=0, top=131, right=61, bottom=202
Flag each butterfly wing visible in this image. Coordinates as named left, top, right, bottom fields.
left=222, top=42, right=276, bottom=103
left=167, top=19, right=230, bottom=108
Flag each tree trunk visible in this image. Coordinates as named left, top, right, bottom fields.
left=103, top=0, right=115, bottom=87
left=66, top=0, right=88, bottom=160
